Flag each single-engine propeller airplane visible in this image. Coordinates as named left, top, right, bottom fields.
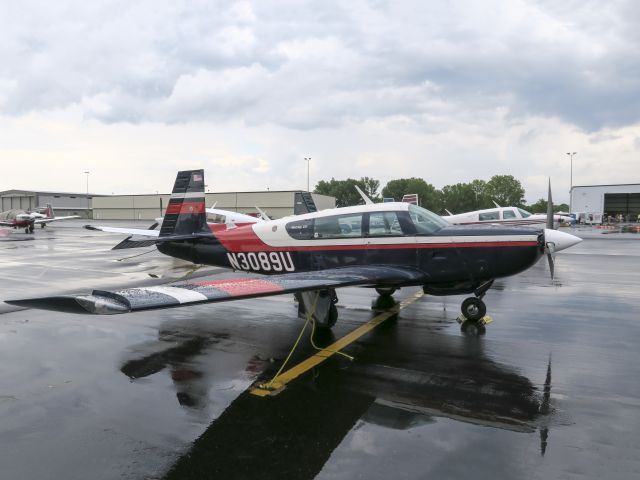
left=6, top=170, right=581, bottom=328
left=0, top=204, right=79, bottom=233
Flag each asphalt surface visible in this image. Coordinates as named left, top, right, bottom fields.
left=1, top=221, right=639, bottom=479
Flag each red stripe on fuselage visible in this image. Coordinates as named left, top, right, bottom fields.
left=165, top=202, right=205, bottom=215
left=213, top=226, right=538, bottom=252
left=194, top=278, right=283, bottom=295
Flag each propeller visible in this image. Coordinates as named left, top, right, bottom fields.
left=545, top=178, right=555, bottom=279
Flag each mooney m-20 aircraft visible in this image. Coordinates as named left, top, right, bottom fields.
left=7, top=170, right=582, bottom=327
left=0, top=204, right=79, bottom=233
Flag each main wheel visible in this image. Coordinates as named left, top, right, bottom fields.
left=375, top=287, right=397, bottom=297
left=461, top=297, right=486, bottom=321
left=29, top=225, right=34, bottom=233
left=316, top=304, right=338, bottom=330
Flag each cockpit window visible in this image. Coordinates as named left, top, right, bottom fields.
left=479, top=210, right=499, bottom=221
left=502, top=209, right=516, bottom=219
left=517, top=208, right=532, bottom=218
left=314, top=213, right=362, bottom=238
left=368, top=211, right=403, bottom=236
left=408, top=205, right=448, bottom=235
left=207, top=213, right=226, bottom=223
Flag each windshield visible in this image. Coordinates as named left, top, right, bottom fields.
left=408, top=204, right=449, bottom=234
left=517, top=208, right=532, bottom=218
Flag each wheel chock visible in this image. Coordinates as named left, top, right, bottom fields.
left=456, top=314, right=493, bottom=326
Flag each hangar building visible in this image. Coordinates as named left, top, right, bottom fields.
left=0, top=190, right=96, bottom=218
left=92, top=191, right=335, bottom=221
left=571, top=184, right=640, bottom=221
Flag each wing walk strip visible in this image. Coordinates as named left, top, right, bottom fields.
left=249, top=289, right=425, bottom=397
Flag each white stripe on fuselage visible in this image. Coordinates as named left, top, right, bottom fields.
left=142, top=286, right=207, bottom=304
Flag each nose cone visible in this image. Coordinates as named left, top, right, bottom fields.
left=544, top=229, right=582, bottom=252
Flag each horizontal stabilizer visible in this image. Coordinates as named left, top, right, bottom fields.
left=111, top=232, right=215, bottom=250
left=112, top=237, right=158, bottom=250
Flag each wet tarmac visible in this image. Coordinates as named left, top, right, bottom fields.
left=1, top=221, right=639, bottom=479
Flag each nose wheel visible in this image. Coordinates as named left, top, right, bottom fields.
left=461, top=297, right=486, bottom=321
left=459, top=279, right=493, bottom=328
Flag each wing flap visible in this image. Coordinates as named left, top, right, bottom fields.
left=5, top=266, right=424, bottom=314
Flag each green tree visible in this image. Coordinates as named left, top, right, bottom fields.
left=381, top=178, right=441, bottom=211
left=440, top=183, right=481, bottom=214
left=314, top=177, right=381, bottom=207
left=485, top=175, right=525, bottom=207
left=526, top=199, right=570, bottom=213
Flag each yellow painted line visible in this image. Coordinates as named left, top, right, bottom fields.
left=250, top=290, right=424, bottom=397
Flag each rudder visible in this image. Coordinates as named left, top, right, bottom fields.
left=160, top=170, right=209, bottom=237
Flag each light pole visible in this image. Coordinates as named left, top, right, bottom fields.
left=566, top=152, right=576, bottom=212
left=84, top=171, right=90, bottom=209
left=304, top=157, right=311, bottom=192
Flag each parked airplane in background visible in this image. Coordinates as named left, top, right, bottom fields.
left=443, top=205, right=572, bottom=228
left=85, top=204, right=267, bottom=243
left=0, top=204, right=79, bottom=233
left=7, top=169, right=582, bottom=330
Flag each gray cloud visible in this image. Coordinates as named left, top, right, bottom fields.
left=0, top=0, right=639, bottom=132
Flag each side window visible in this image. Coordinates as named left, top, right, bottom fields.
left=314, top=214, right=362, bottom=238
left=207, top=213, right=226, bottom=223
left=479, top=211, right=500, bottom=221
left=502, top=209, right=516, bottom=219
left=286, top=218, right=314, bottom=240
left=368, top=212, right=403, bottom=236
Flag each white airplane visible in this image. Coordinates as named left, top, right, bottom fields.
left=86, top=204, right=267, bottom=240
left=443, top=206, right=572, bottom=229
left=442, top=183, right=572, bottom=228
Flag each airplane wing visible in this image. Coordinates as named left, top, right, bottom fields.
left=0, top=221, right=16, bottom=227
left=34, top=215, right=80, bottom=224
left=5, top=266, right=424, bottom=315
left=84, top=225, right=160, bottom=237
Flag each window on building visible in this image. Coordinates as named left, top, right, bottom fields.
left=502, top=209, right=516, bottom=219
left=479, top=211, right=500, bottom=221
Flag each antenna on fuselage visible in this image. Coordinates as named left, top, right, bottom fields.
left=444, top=209, right=454, bottom=216
left=355, top=185, right=373, bottom=205
left=492, top=200, right=501, bottom=208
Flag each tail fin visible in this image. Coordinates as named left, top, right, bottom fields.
left=159, top=170, right=209, bottom=237
left=294, top=192, right=318, bottom=215
left=45, top=203, right=55, bottom=219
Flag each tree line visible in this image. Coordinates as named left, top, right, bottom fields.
left=314, top=175, right=569, bottom=214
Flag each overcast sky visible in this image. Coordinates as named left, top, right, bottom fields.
left=1, top=0, right=638, bottom=204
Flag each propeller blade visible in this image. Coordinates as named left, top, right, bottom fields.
left=546, top=178, right=554, bottom=230
left=546, top=252, right=555, bottom=279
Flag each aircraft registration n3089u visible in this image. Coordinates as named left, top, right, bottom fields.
left=6, top=169, right=582, bottom=327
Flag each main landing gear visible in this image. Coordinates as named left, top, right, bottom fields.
left=24, top=224, right=34, bottom=234
left=295, top=288, right=339, bottom=330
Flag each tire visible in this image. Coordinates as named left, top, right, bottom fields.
left=316, top=304, right=338, bottom=330
left=461, top=297, right=486, bottom=321
left=375, top=287, right=397, bottom=297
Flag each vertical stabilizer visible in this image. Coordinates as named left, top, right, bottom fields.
left=159, top=170, right=209, bottom=237
left=294, top=192, right=318, bottom=215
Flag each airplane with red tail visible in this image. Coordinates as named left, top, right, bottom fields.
left=0, top=203, right=79, bottom=233
left=6, top=170, right=582, bottom=328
